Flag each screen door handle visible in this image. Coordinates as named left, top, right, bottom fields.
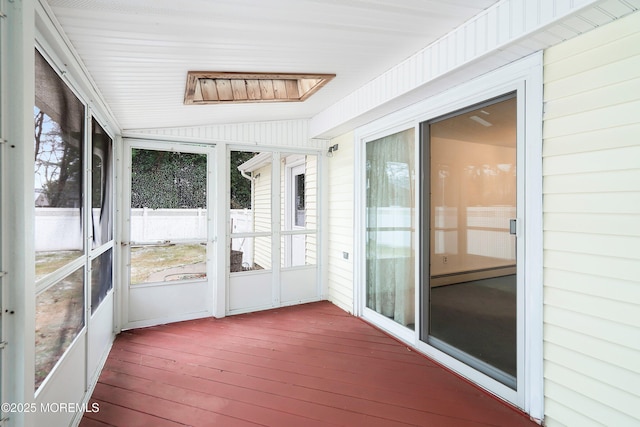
left=510, top=219, right=517, bottom=235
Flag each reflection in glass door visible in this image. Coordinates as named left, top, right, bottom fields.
left=422, top=95, right=518, bottom=388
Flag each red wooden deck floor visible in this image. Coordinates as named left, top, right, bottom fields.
left=80, top=301, right=538, bottom=427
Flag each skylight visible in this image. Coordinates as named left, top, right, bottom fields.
left=184, top=72, right=335, bottom=104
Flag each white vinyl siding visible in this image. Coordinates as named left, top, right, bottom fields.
left=542, top=10, right=640, bottom=427
left=326, top=132, right=355, bottom=313
left=253, top=163, right=272, bottom=270
left=305, top=156, right=318, bottom=265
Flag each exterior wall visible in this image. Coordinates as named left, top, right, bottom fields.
left=303, top=155, right=318, bottom=265
left=326, top=132, right=355, bottom=313
left=252, top=162, right=272, bottom=270
left=542, top=11, right=640, bottom=427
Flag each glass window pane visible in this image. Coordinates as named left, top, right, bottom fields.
left=427, top=96, right=517, bottom=386
left=35, top=268, right=85, bottom=390
left=131, top=149, right=207, bottom=211
left=91, top=249, right=113, bottom=313
left=294, top=173, right=305, bottom=226
left=230, top=151, right=258, bottom=211
left=231, top=237, right=271, bottom=272
left=230, top=151, right=273, bottom=273
left=281, top=233, right=316, bottom=268
left=34, top=51, right=85, bottom=280
left=131, top=243, right=206, bottom=285
left=252, top=161, right=272, bottom=234
left=281, top=154, right=316, bottom=232
left=130, top=149, right=208, bottom=284
left=366, top=129, right=416, bottom=328
left=281, top=154, right=317, bottom=268
left=91, top=118, right=113, bottom=247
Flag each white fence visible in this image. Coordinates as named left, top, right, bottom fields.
left=35, top=208, right=84, bottom=251
left=35, top=208, right=253, bottom=253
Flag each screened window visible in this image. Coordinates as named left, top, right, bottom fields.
left=34, top=50, right=85, bottom=281
left=35, top=268, right=84, bottom=389
left=34, top=49, right=114, bottom=391
left=91, top=118, right=113, bottom=248
left=34, top=50, right=87, bottom=391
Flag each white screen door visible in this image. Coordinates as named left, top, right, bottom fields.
left=124, top=140, right=214, bottom=328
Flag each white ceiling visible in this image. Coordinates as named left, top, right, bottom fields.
left=45, top=0, right=499, bottom=131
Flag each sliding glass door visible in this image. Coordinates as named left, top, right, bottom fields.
left=421, top=94, right=518, bottom=388
left=359, top=58, right=543, bottom=411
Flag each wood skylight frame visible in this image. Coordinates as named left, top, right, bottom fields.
left=184, top=72, right=335, bottom=104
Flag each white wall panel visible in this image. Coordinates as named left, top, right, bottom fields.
left=542, top=11, right=640, bottom=425
left=127, top=119, right=324, bottom=150
left=325, top=132, right=355, bottom=313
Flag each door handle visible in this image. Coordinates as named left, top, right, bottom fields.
left=510, top=219, right=517, bottom=235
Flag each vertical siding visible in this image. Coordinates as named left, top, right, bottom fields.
left=542, top=11, right=640, bottom=427
left=326, top=132, right=355, bottom=313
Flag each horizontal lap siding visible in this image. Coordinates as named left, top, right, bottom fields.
left=326, top=132, right=355, bottom=313
left=542, top=11, right=640, bottom=427
left=253, top=164, right=272, bottom=269
left=305, top=157, right=318, bottom=265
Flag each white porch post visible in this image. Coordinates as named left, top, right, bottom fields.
left=2, top=0, right=36, bottom=426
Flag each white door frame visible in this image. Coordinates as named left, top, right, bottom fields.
left=354, top=53, right=543, bottom=419
left=121, top=139, right=216, bottom=329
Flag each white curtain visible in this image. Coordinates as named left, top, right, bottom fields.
left=366, top=129, right=415, bottom=327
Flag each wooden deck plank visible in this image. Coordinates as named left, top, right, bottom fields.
left=101, top=358, right=419, bottom=426
left=82, top=301, right=537, bottom=427
left=79, top=398, right=186, bottom=427
left=77, top=417, right=111, bottom=427
left=112, top=337, right=440, bottom=394
left=104, top=346, right=518, bottom=427
left=95, top=378, right=321, bottom=427
left=117, top=330, right=437, bottom=384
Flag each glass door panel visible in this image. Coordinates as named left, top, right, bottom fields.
left=230, top=151, right=272, bottom=273
left=129, top=148, right=208, bottom=284
left=365, top=129, right=416, bottom=329
left=282, top=153, right=317, bottom=268
left=424, top=95, right=518, bottom=387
